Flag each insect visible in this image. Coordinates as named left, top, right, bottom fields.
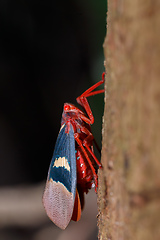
left=42, top=73, right=105, bottom=229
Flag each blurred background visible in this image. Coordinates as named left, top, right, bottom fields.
left=0, top=1, right=106, bottom=239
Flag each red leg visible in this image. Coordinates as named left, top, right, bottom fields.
left=79, top=125, right=102, bottom=168
left=74, top=133, right=98, bottom=192
left=84, top=142, right=102, bottom=168
left=76, top=72, right=105, bottom=125
left=77, top=72, right=105, bottom=98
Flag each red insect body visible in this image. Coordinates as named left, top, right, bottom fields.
left=43, top=73, right=105, bottom=228
left=61, top=73, right=105, bottom=221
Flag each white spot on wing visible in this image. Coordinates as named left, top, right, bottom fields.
left=53, top=157, right=70, bottom=171
left=59, top=123, right=65, bottom=133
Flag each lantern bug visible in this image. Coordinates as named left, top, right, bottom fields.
left=42, top=73, right=105, bottom=229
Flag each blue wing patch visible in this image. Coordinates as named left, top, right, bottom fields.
left=43, top=123, right=77, bottom=229
left=48, top=123, right=76, bottom=195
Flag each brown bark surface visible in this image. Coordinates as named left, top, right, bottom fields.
left=98, top=1, right=160, bottom=239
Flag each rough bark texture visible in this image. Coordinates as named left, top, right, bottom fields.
left=98, top=1, right=160, bottom=239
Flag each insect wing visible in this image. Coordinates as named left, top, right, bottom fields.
left=42, top=123, right=77, bottom=229
left=71, top=189, right=81, bottom=222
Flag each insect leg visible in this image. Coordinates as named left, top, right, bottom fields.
left=76, top=73, right=105, bottom=124
left=83, top=142, right=102, bottom=168
left=74, top=133, right=98, bottom=192
left=77, top=72, right=105, bottom=99
left=79, top=126, right=102, bottom=168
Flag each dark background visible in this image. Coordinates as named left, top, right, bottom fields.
left=0, top=1, right=106, bottom=239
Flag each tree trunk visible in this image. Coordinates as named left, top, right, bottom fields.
left=98, top=1, right=160, bottom=239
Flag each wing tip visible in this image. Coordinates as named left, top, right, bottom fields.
left=42, top=179, right=75, bottom=229
left=71, top=189, right=82, bottom=222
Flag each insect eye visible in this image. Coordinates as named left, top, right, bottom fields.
left=64, top=105, right=70, bottom=111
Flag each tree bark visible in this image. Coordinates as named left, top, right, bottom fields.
left=98, top=1, right=160, bottom=239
